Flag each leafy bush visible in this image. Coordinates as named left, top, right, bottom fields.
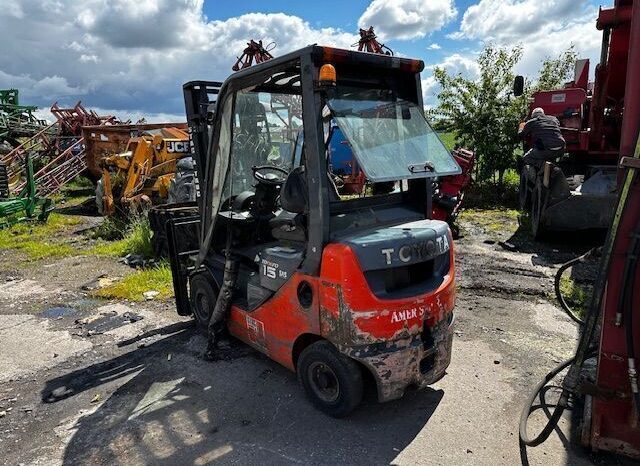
left=430, top=44, right=578, bottom=188
left=90, top=213, right=153, bottom=258
left=121, top=215, right=154, bottom=258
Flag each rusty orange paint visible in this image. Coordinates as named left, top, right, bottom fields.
left=226, top=234, right=455, bottom=390
left=227, top=273, right=322, bottom=371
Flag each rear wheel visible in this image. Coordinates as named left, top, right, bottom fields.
left=189, top=273, right=218, bottom=332
left=531, top=182, right=546, bottom=240
left=297, top=341, right=363, bottom=417
left=518, top=172, right=529, bottom=210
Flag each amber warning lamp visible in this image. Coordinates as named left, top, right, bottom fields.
left=319, top=64, right=336, bottom=87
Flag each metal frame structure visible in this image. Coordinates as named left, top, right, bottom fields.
left=197, top=45, right=425, bottom=275
left=1, top=101, right=120, bottom=196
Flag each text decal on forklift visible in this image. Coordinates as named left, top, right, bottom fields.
left=390, top=305, right=428, bottom=323
left=381, top=235, right=450, bottom=266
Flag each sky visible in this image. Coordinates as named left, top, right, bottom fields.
left=0, top=0, right=608, bottom=122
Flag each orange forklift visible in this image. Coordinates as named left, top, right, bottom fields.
left=164, top=45, right=461, bottom=416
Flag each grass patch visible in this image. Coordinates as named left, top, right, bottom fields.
left=458, top=207, right=520, bottom=235
left=93, top=263, right=174, bottom=301
left=88, top=239, right=129, bottom=257
left=17, top=242, right=76, bottom=261
left=87, top=215, right=153, bottom=258
left=0, top=213, right=84, bottom=260
left=464, top=178, right=519, bottom=209
left=559, top=275, right=592, bottom=319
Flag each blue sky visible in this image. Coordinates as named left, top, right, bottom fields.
left=200, top=0, right=481, bottom=69
left=0, top=0, right=608, bottom=120
left=203, top=0, right=476, bottom=65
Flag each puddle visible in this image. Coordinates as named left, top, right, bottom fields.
left=41, top=307, right=79, bottom=318
left=68, top=298, right=102, bottom=311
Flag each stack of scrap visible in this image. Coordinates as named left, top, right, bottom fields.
left=1, top=100, right=121, bottom=197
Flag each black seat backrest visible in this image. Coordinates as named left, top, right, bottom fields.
left=281, top=166, right=308, bottom=214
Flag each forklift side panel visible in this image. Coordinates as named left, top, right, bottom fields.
left=226, top=272, right=322, bottom=370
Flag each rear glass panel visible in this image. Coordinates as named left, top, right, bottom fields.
left=327, top=86, right=460, bottom=182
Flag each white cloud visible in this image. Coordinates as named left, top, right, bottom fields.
left=358, top=0, right=457, bottom=40
left=452, top=0, right=601, bottom=78
left=428, top=43, right=442, bottom=50
left=427, top=54, right=480, bottom=78
left=457, top=0, right=583, bottom=41
left=422, top=53, right=481, bottom=106
left=0, top=1, right=358, bottom=115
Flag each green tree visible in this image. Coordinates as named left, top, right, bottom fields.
left=534, top=45, right=578, bottom=92
left=431, top=45, right=526, bottom=185
left=430, top=45, right=577, bottom=186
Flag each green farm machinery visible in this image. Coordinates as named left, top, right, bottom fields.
left=0, top=89, right=51, bottom=145
left=0, top=154, right=53, bottom=229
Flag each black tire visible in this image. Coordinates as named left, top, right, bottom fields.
left=531, top=183, right=546, bottom=240
left=189, top=273, right=218, bottom=332
left=518, top=172, right=529, bottom=210
left=297, top=341, right=363, bottom=417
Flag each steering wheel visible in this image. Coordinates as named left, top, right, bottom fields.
left=252, top=165, right=289, bottom=186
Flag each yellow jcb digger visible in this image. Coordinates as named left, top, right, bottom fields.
left=96, top=127, right=190, bottom=215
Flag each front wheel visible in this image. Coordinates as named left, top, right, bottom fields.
left=297, top=341, right=363, bottom=417
left=189, top=273, right=218, bottom=333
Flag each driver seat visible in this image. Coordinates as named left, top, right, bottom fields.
left=270, top=166, right=308, bottom=242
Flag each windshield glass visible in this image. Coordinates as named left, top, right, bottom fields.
left=327, top=87, right=460, bottom=182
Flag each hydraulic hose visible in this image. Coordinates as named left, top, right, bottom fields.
left=518, top=357, right=574, bottom=447
left=520, top=156, right=639, bottom=450
left=620, top=223, right=640, bottom=415
left=554, top=249, right=600, bottom=326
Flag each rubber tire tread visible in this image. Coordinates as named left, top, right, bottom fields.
left=189, top=273, right=218, bottom=333
left=297, top=340, right=363, bottom=418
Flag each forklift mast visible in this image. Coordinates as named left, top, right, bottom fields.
left=182, top=81, right=222, bottom=211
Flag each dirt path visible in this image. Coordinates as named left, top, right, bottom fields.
left=0, top=211, right=631, bottom=465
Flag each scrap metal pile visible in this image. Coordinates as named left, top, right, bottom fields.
left=0, top=89, right=49, bottom=147
left=0, top=97, right=120, bottom=197
left=0, top=89, right=193, bottom=226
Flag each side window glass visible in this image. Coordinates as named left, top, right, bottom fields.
left=223, top=91, right=303, bottom=199
left=209, top=96, right=234, bottom=220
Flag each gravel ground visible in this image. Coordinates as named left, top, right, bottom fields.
left=0, top=211, right=633, bottom=465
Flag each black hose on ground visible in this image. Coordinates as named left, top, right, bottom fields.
left=518, top=357, right=574, bottom=447
left=554, top=248, right=600, bottom=326
left=519, top=351, right=598, bottom=448
left=520, top=162, right=638, bottom=451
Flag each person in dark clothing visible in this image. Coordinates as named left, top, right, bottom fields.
left=518, top=107, right=566, bottom=168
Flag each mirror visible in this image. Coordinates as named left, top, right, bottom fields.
left=513, top=75, right=524, bottom=97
